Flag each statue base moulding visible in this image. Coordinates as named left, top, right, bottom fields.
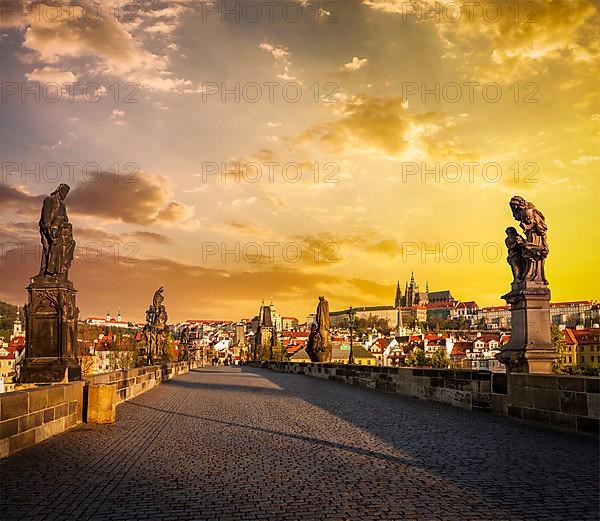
left=21, top=276, right=81, bottom=384
left=496, top=281, right=557, bottom=374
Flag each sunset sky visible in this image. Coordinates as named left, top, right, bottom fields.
left=0, top=0, right=599, bottom=322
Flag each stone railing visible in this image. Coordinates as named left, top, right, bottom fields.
left=0, top=381, right=84, bottom=459
left=1, top=361, right=197, bottom=459
left=261, top=362, right=599, bottom=436
left=85, top=361, right=194, bottom=405
left=492, top=372, right=599, bottom=434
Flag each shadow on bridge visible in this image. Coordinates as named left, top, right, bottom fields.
left=125, top=400, right=414, bottom=467
left=168, top=365, right=599, bottom=520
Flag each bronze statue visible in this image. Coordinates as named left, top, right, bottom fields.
left=507, top=196, right=549, bottom=285
left=39, top=183, right=76, bottom=281
left=306, top=296, right=332, bottom=363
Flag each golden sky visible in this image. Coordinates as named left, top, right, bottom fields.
left=0, top=0, right=599, bottom=322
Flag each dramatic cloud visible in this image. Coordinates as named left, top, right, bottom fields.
left=0, top=184, right=41, bottom=212
left=68, top=173, right=196, bottom=226
left=2, top=0, right=191, bottom=91
left=294, top=95, right=459, bottom=157
left=0, top=175, right=196, bottom=227
left=362, top=0, right=600, bottom=78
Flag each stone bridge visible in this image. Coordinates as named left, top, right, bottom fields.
left=1, top=366, right=598, bottom=521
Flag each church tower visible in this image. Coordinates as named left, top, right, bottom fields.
left=255, top=301, right=275, bottom=361
left=394, top=281, right=402, bottom=308
left=11, top=306, right=23, bottom=339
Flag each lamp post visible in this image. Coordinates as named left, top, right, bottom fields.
left=348, top=306, right=356, bottom=365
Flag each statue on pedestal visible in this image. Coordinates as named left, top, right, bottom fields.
left=21, top=184, right=81, bottom=383
left=497, top=196, right=557, bottom=374
left=507, top=196, right=549, bottom=286
left=38, top=183, right=76, bottom=282
left=306, top=296, right=332, bottom=363
left=143, top=287, right=170, bottom=364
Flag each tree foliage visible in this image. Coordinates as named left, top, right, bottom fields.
left=0, top=301, right=18, bottom=339
left=404, top=347, right=427, bottom=367
left=430, top=347, right=451, bottom=368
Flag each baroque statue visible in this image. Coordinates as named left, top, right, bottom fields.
left=22, top=184, right=80, bottom=383
left=306, top=296, right=332, bottom=363
left=143, top=287, right=170, bottom=364
left=505, top=196, right=549, bottom=286
left=498, top=195, right=556, bottom=374
left=38, top=183, right=76, bottom=281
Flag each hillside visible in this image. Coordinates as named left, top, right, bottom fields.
left=0, top=301, right=18, bottom=339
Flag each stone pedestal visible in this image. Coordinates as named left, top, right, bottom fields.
left=497, top=281, right=557, bottom=374
left=21, top=276, right=81, bottom=383
left=87, top=384, right=117, bottom=424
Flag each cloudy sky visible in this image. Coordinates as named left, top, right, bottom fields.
left=0, top=0, right=598, bottom=322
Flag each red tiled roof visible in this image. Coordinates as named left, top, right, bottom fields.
left=424, top=333, right=448, bottom=340
left=451, top=341, right=472, bottom=356
left=570, top=328, right=600, bottom=345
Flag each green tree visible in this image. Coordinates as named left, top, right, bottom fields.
left=0, top=301, right=18, bottom=339
left=551, top=325, right=567, bottom=374
left=404, top=347, right=427, bottom=367
left=431, top=347, right=451, bottom=368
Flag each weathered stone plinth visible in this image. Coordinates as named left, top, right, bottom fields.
left=87, top=384, right=117, bottom=424
left=21, top=276, right=81, bottom=384
left=497, top=281, right=557, bottom=374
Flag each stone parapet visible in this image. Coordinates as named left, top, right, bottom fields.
left=0, top=381, right=83, bottom=459
left=259, top=362, right=599, bottom=436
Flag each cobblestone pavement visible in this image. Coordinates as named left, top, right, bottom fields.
left=1, top=367, right=598, bottom=521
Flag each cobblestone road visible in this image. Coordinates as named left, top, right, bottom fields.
left=1, top=367, right=598, bottom=521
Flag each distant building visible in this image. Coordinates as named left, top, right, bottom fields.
left=84, top=308, right=131, bottom=329
left=395, top=272, right=453, bottom=307
left=551, top=301, right=595, bottom=327
left=290, top=343, right=377, bottom=365
left=478, top=305, right=511, bottom=330
left=561, top=326, right=600, bottom=370
left=10, top=307, right=23, bottom=340
left=282, top=316, right=299, bottom=330
left=251, top=301, right=283, bottom=332
left=330, top=306, right=398, bottom=328
left=478, top=301, right=598, bottom=330
left=0, top=312, right=26, bottom=392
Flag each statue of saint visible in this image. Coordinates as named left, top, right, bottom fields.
left=153, top=287, right=169, bottom=357
left=306, top=296, right=332, bottom=362
left=508, top=196, right=549, bottom=285
left=316, top=296, right=330, bottom=333
left=505, top=226, right=525, bottom=283
left=142, top=287, right=170, bottom=363
left=39, top=184, right=76, bottom=280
